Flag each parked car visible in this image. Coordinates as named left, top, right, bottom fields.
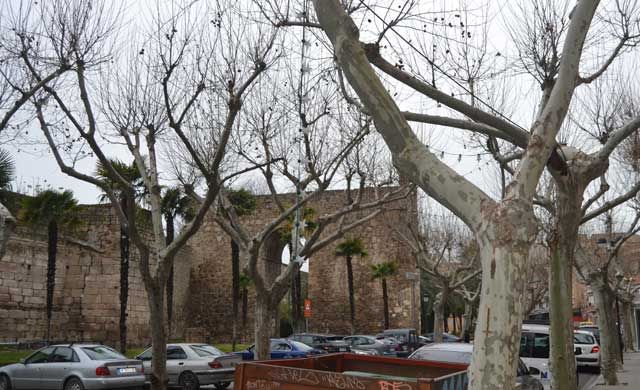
left=236, top=339, right=325, bottom=360
left=342, top=335, right=395, bottom=356
left=578, top=325, right=601, bottom=344
left=574, top=330, right=601, bottom=369
left=409, top=343, right=544, bottom=390
left=288, top=333, right=351, bottom=353
left=382, top=329, right=421, bottom=357
left=423, top=332, right=462, bottom=343
left=418, top=335, right=432, bottom=345
left=135, top=343, right=239, bottom=390
left=0, top=344, right=145, bottom=390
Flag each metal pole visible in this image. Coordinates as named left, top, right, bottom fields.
left=616, top=296, right=624, bottom=364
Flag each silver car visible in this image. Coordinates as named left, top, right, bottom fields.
left=342, top=335, right=395, bottom=356
left=136, top=343, right=240, bottom=390
left=0, top=344, right=145, bottom=390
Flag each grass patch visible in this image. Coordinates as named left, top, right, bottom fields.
left=215, top=344, right=250, bottom=353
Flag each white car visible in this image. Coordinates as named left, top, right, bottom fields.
left=574, top=330, right=600, bottom=369
left=520, top=324, right=552, bottom=390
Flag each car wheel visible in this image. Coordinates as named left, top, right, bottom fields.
left=179, top=371, right=200, bottom=390
left=64, top=377, right=84, bottom=390
left=0, top=375, right=12, bottom=390
left=214, top=382, right=231, bottom=390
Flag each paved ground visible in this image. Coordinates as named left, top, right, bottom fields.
left=590, top=351, right=640, bottom=389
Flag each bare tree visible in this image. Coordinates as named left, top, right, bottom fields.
left=576, top=210, right=640, bottom=384
left=399, top=212, right=480, bottom=343
left=0, top=1, right=278, bottom=389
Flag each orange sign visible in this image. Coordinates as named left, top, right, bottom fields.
left=304, top=299, right=312, bottom=318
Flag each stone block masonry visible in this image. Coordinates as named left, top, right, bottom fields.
left=0, top=204, right=152, bottom=347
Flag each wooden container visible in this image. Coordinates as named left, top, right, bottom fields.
left=234, top=353, right=468, bottom=390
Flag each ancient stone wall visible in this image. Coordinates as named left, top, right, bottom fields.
left=0, top=204, right=152, bottom=347
left=182, top=186, right=420, bottom=341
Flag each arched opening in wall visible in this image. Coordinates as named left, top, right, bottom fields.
left=260, top=231, right=309, bottom=338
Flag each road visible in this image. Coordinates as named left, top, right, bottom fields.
left=207, top=367, right=601, bottom=390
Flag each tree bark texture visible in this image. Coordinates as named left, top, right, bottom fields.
left=462, top=301, right=474, bottom=342
left=231, top=241, right=240, bottom=351
left=621, top=300, right=635, bottom=351
left=468, top=203, right=537, bottom=390
left=346, top=255, right=356, bottom=334
left=254, top=293, right=277, bottom=360
left=46, top=220, right=58, bottom=344
left=148, top=283, right=168, bottom=390
left=382, top=278, right=389, bottom=329
left=165, top=214, right=175, bottom=336
left=591, top=274, right=620, bottom=385
left=548, top=178, right=582, bottom=390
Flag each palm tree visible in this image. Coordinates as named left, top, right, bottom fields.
left=239, top=272, right=252, bottom=340
left=335, top=237, right=368, bottom=334
left=371, top=261, right=399, bottom=330
left=19, top=189, right=79, bottom=343
left=226, top=189, right=256, bottom=350
left=161, top=186, right=194, bottom=335
left=95, top=159, right=143, bottom=353
left=0, top=150, right=16, bottom=259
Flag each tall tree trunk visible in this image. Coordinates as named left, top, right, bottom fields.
left=382, top=278, right=389, bottom=329
left=119, top=197, right=130, bottom=354
left=241, top=287, right=248, bottom=339
left=231, top=241, right=240, bottom=351
left=591, top=274, right=620, bottom=385
left=468, top=210, right=537, bottom=390
left=254, top=293, right=275, bottom=360
left=346, top=255, right=356, bottom=334
left=165, top=214, right=175, bottom=338
left=46, top=220, right=58, bottom=344
left=462, top=300, right=474, bottom=342
left=291, top=266, right=302, bottom=332
left=548, top=180, right=581, bottom=390
left=148, top=282, right=168, bottom=390
left=433, top=288, right=449, bottom=343
left=621, top=300, right=635, bottom=351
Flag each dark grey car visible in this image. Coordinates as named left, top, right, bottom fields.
left=342, top=336, right=395, bottom=356
left=409, top=343, right=543, bottom=390
left=136, top=343, right=240, bottom=390
left=0, top=344, right=144, bottom=390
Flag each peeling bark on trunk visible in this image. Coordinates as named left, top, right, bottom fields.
left=548, top=180, right=581, bottom=390
left=148, top=283, right=168, bottom=390
left=469, top=202, right=537, bottom=390
left=591, top=275, right=619, bottom=385
left=46, top=220, right=58, bottom=344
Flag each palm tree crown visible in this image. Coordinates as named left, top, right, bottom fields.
left=335, top=237, right=368, bottom=257
left=19, top=189, right=79, bottom=228
left=371, top=261, right=399, bottom=280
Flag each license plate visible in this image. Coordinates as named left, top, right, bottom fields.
left=118, top=367, right=137, bottom=375
left=339, top=348, right=346, bottom=351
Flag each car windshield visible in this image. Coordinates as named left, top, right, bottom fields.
left=410, top=349, right=471, bottom=364
left=290, top=341, right=313, bottom=351
left=81, top=346, right=126, bottom=360
left=190, top=344, right=223, bottom=357
left=574, top=333, right=595, bottom=345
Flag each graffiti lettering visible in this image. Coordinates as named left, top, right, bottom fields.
left=245, top=379, right=281, bottom=390
left=378, top=381, right=413, bottom=390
